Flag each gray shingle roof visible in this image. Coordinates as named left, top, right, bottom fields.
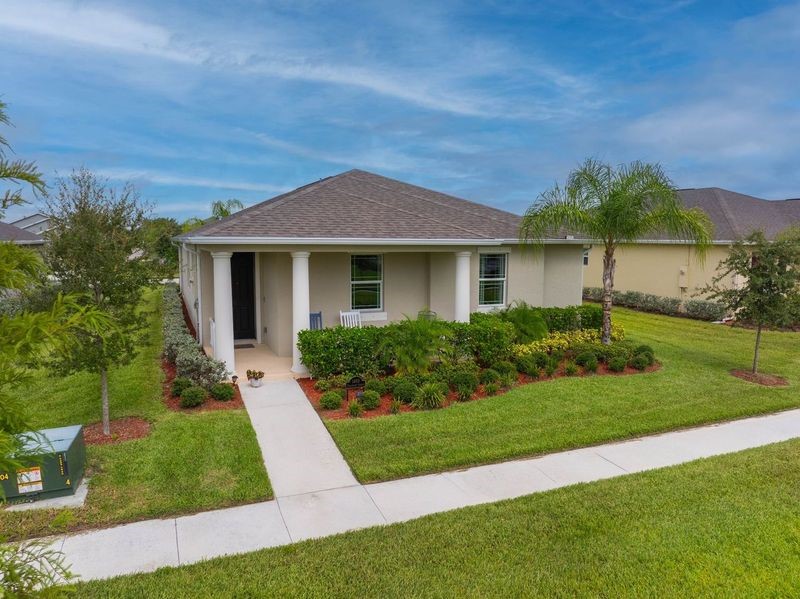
left=0, top=221, right=44, bottom=244
left=182, top=170, right=523, bottom=241
left=676, top=188, right=800, bottom=241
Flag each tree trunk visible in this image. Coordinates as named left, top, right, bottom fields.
left=601, top=247, right=616, bottom=345
left=752, top=323, right=763, bottom=374
left=101, top=368, right=110, bottom=436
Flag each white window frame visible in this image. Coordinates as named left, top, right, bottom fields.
left=478, top=252, right=507, bottom=308
left=350, top=254, right=383, bottom=312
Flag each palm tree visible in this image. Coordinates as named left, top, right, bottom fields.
left=0, top=99, right=45, bottom=210
left=210, top=198, right=244, bottom=220
left=520, top=159, right=712, bottom=344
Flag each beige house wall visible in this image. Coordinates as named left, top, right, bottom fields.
left=192, top=243, right=585, bottom=358
left=198, top=249, right=215, bottom=348
left=584, top=244, right=731, bottom=299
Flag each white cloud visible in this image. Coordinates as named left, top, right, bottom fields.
left=96, top=168, right=289, bottom=193
left=0, top=0, right=593, bottom=119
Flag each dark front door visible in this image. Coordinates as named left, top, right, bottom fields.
left=231, top=252, right=255, bottom=339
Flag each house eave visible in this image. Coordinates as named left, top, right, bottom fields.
left=176, top=235, right=593, bottom=246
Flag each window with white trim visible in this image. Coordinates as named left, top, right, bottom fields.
left=479, top=253, right=506, bottom=307
left=351, top=255, right=383, bottom=310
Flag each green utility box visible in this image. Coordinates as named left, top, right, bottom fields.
left=0, top=425, right=86, bottom=503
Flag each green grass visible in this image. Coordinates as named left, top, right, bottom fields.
left=1, top=288, right=271, bottom=540
left=79, top=439, right=800, bottom=597
left=328, top=308, right=800, bottom=482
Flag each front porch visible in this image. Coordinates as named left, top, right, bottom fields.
left=234, top=342, right=294, bottom=380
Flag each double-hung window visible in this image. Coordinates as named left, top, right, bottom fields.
left=351, top=255, right=383, bottom=311
left=479, top=253, right=507, bottom=307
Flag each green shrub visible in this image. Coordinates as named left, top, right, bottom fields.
left=608, top=356, right=627, bottom=372
left=314, top=379, right=333, bottom=392
left=319, top=391, right=343, bottom=410
left=359, top=390, right=381, bottom=410
left=162, top=286, right=227, bottom=389
left=389, top=399, right=402, bottom=414
left=179, top=386, right=206, bottom=408
left=583, top=355, right=599, bottom=372
left=364, top=378, right=386, bottom=396
left=544, top=360, right=558, bottom=377
left=630, top=353, right=650, bottom=371
left=414, top=382, right=446, bottom=409
left=564, top=361, right=579, bottom=376
left=493, top=360, right=517, bottom=376
left=479, top=368, right=500, bottom=385
left=574, top=351, right=597, bottom=367
left=634, top=344, right=654, bottom=356
left=499, top=372, right=517, bottom=388
left=382, top=376, right=398, bottom=393
left=171, top=376, right=192, bottom=397
left=450, top=370, right=479, bottom=393
left=297, top=326, right=385, bottom=379
left=499, top=301, right=548, bottom=342
left=383, top=316, right=452, bottom=375
left=328, top=374, right=349, bottom=389
left=595, top=343, right=634, bottom=364
left=392, top=379, right=419, bottom=404
left=514, top=354, right=540, bottom=377
left=347, top=399, right=364, bottom=418
left=210, top=383, right=235, bottom=402
left=466, top=313, right=516, bottom=365
left=684, top=298, right=727, bottom=321
left=455, top=385, right=473, bottom=402
left=484, top=382, right=500, bottom=396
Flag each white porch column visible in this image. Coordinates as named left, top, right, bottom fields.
left=291, top=251, right=311, bottom=375
left=211, top=251, right=236, bottom=376
left=454, top=251, right=471, bottom=323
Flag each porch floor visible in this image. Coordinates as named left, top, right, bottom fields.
left=234, top=341, right=295, bottom=380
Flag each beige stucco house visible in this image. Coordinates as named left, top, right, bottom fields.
left=177, top=170, right=587, bottom=376
left=584, top=187, right=800, bottom=299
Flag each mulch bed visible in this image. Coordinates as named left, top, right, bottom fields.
left=730, top=369, right=789, bottom=387
left=161, top=358, right=244, bottom=412
left=299, top=361, right=661, bottom=420
left=83, top=417, right=152, bottom=445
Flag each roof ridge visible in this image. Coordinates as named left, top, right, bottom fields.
left=350, top=170, right=519, bottom=226
left=336, top=187, right=493, bottom=239
left=712, top=188, right=742, bottom=239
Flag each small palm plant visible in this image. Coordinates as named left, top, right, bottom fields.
left=384, top=315, right=451, bottom=375
left=210, top=198, right=244, bottom=220
left=520, top=159, right=712, bottom=343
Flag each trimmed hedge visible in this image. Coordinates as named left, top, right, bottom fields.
left=163, top=285, right=226, bottom=389
left=583, top=287, right=726, bottom=321
left=298, top=305, right=606, bottom=379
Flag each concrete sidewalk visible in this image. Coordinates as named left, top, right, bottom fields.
left=44, top=404, right=800, bottom=582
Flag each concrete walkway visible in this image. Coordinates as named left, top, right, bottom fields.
left=42, top=396, right=800, bottom=582
left=239, top=380, right=358, bottom=496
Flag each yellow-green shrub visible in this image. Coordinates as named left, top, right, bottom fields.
left=512, top=324, right=625, bottom=358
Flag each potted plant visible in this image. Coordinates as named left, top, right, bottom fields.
left=247, top=369, right=265, bottom=387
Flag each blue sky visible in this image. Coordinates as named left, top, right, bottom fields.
left=2, top=0, right=799, bottom=222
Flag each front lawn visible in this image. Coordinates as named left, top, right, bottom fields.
left=79, top=439, right=800, bottom=597
left=0, top=288, right=271, bottom=540
left=328, top=308, right=800, bottom=482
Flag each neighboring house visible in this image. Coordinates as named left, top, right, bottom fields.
left=584, top=187, right=800, bottom=299
left=177, top=169, right=588, bottom=375
left=0, top=221, right=45, bottom=246
left=10, top=212, right=52, bottom=236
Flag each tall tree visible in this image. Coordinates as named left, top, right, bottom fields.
left=210, top=198, right=243, bottom=219
left=44, top=169, right=160, bottom=435
left=703, top=229, right=800, bottom=374
left=1, top=98, right=111, bottom=596
left=0, top=99, right=45, bottom=212
left=520, top=159, right=712, bottom=343
left=142, top=216, right=181, bottom=274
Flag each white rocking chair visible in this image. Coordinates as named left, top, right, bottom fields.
left=339, top=310, right=362, bottom=328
